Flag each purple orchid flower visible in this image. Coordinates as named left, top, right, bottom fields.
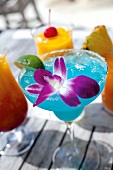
left=26, top=57, right=100, bottom=107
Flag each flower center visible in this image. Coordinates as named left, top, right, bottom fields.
left=54, top=81, right=62, bottom=90
left=44, top=76, right=63, bottom=91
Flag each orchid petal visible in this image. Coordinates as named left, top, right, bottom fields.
left=66, top=75, right=100, bottom=98
left=26, top=84, right=43, bottom=94
left=34, top=68, right=52, bottom=85
left=59, top=87, right=81, bottom=106
left=33, top=83, right=57, bottom=107
left=54, top=57, right=66, bottom=79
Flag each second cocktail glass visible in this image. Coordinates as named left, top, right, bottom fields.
left=31, top=23, right=73, bottom=56
left=18, top=49, right=107, bottom=169
left=0, top=46, right=34, bottom=156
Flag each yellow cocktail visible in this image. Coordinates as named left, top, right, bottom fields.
left=32, top=25, right=73, bottom=55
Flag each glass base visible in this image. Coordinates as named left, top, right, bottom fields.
left=53, top=141, right=100, bottom=170
left=0, top=126, right=34, bottom=156
left=103, top=105, right=113, bottom=117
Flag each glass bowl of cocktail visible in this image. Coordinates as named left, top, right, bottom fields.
left=18, top=49, right=107, bottom=169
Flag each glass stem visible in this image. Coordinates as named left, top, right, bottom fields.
left=66, top=122, right=79, bottom=155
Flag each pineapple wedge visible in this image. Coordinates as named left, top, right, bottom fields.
left=82, top=25, right=113, bottom=58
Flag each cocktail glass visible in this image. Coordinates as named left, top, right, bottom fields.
left=18, top=49, right=107, bottom=169
left=31, top=23, right=73, bottom=56
left=0, top=46, right=34, bottom=156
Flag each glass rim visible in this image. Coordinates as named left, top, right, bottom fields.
left=39, top=48, right=108, bottom=66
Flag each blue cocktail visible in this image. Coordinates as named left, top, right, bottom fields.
left=19, top=49, right=107, bottom=121
left=18, top=49, right=107, bottom=169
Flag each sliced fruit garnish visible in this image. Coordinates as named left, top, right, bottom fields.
left=82, top=25, right=113, bottom=58
left=14, top=54, right=45, bottom=69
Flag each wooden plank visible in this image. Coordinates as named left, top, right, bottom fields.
left=0, top=118, right=47, bottom=170
left=20, top=120, right=67, bottom=170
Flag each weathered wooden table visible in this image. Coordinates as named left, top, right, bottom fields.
left=0, top=28, right=113, bottom=170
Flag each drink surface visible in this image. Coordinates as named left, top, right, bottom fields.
left=0, top=55, right=28, bottom=132
left=34, top=27, right=73, bottom=55
left=19, top=51, right=107, bottom=121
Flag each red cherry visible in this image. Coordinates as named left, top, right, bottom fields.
left=44, top=27, right=58, bottom=38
